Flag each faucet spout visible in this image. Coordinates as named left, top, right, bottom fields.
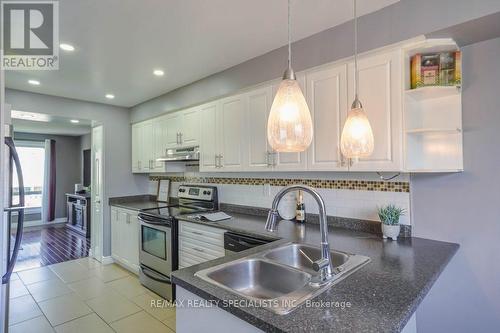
left=265, top=185, right=334, bottom=284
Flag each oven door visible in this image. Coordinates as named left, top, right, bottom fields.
left=138, top=215, right=172, bottom=277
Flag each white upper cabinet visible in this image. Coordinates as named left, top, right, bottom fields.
left=199, top=102, right=219, bottom=172
left=306, top=64, right=348, bottom=171
left=131, top=41, right=461, bottom=174
left=246, top=86, right=274, bottom=171
left=164, top=112, right=183, bottom=148
left=182, top=107, right=200, bottom=147
left=131, top=120, right=154, bottom=173
left=270, top=73, right=308, bottom=171
left=219, top=94, right=247, bottom=171
left=131, top=123, right=141, bottom=172
left=347, top=49, right=403, bottom=171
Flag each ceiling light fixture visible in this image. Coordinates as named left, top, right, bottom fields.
left=60, top=43, right=75, bottom=51
left=153, top=69, right=164, bottom=76
left=70, top=119, right=80, bottom=123
left=105, top=94, right=115, bottom=99
left=28, top=79, right=40, bottom=86
left=340, top=0, right=374, bottom=159
left=267, top=0, right=313, bottom=153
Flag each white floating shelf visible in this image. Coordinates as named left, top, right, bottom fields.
left=405, top=86, right=461, bottom=100
left=406, top=128, right=461, bottom=134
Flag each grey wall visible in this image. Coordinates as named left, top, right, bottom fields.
left=13, top=132, right=81, bottom=219
left=79, top=133, right=92, bottom=184
left=5, top=89, right=149, bottom=255
left=131, top=0, right=500, bottom=122
left=412, top=37, right=500, bottom=332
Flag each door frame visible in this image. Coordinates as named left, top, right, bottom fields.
left=90, top=125, right=105, bottom=262
left=0, top=52, right=7, bottom=333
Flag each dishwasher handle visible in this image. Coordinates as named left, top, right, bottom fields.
left=224, top=232, right=271, bottom=252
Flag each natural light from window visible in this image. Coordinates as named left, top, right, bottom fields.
left=13, top=143, right=45, bottom=208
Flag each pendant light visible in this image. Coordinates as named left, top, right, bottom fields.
left=267, top=0, right=313, bottom=153
left=340, top=0, right=374, bottom=159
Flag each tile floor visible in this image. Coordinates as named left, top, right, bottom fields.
left=8, top=257, right=176, bottom=332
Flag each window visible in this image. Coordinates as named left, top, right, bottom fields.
left=12, top=141, right=45, bottom=209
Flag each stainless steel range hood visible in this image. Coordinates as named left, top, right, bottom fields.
left=156, top=146, right=199, bottom=162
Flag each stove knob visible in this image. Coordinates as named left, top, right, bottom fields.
left=203, top=191, right=209, bottom=195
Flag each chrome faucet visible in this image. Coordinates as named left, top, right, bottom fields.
left=265, top=185, right=335, bottom=284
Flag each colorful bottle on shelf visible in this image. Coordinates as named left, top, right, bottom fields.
left=295, top=190, right=306, bottom=223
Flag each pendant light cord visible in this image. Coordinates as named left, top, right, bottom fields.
left=354, top=0, right=359, bottom=100
left=288, top=0, right=292, bottom=70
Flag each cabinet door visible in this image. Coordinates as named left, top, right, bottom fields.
left=181, top=107, right=200, bottom=147
left=152, top=116, right=168, bottom=171
left=271, top=73, right=308, bottom=171
left=246, top=86, right=273, bottom=171
left=125, top=213, right=140, bottom=271
left=347, top=49, right=403, bottom=171
left=199, top=102, right=219, bottom=172
left=219, top=95, right=247, bottom=171
left=131, top=124, right=141, bottom=172
left=140, top=121, right=154, bottom=172
left=165, top=113, right=183, bottom=148
left=306, top=63, right=348, bottom=171
left=111, top=209, right=120, bottom=259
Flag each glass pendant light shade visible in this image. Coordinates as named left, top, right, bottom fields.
left=340, top=104, right=374, bottom=158
left=340, top=0, right=374, bottom=159
left=267, top=77, right=313, bottom=152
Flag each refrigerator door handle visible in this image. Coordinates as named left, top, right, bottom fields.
left=2, top=137, right=25, bottom=285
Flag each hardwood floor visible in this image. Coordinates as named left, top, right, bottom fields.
left=13, top=226, right=90, bottom=272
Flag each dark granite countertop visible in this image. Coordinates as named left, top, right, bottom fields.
left=108, top=195, right=171, bottom=211
left=172, top=212, right=459, bottom=333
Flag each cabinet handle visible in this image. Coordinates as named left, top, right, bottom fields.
left=179, top=133, right=183, bottom=144
left=138, top=161, right=141, bottom=170
left=214, top=155, right=219, bottom=168
left=191, top=231, right=203, bottom=236
left=218, top=154, right=223, bottom=168
left=192, top=247, right=205, bottom=253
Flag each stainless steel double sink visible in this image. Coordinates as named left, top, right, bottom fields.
left=195, top=243, right=370, bottom=314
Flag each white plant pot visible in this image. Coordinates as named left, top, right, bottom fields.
left=382, top=224, right=400, bottom=241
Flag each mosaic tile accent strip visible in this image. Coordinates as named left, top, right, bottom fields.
left=149, top=176, right=410, bottom=193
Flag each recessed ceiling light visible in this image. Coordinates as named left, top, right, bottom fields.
left=60, top=43, right=75, bottom=51
left=105, top=94, right=115, bottom=99
left=153, top=69, right=164, bottom=76
left=28, top=79, right=40, bottom=86
left=70, top=119, right=79, bottom=123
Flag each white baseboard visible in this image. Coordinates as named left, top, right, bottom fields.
left=13, top=218, right=67, bottom=229
left=101, top=256, right=115, bottom=265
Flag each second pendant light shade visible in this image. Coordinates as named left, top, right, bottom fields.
left=340, top=0, right=374, bottom=159
left=340, top=103, right=374, bottom=158
left=267, top=76, right=313, bottom=152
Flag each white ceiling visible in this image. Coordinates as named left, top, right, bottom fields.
left=12, top=111, right=92, bottom=136
left=5, top=0, right=399, bottom=108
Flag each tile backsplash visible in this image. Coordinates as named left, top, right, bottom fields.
left=148, top=173, right=411, bottom=225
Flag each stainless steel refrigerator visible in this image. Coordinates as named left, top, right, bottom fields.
left=1, top=111, right=26, bottom=331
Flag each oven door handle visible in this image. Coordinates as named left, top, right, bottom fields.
left=141, top=266, right=171, bottom=283
left=138, top=215, right=171, bottom=227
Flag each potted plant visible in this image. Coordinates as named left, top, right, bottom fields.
left=377, top=204, right=406, bottom=240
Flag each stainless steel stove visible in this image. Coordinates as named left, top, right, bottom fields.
left=137, top=185, right=218, bottom=300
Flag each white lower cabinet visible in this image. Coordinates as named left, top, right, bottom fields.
left=110, top=207, right=140, bottom=273
left=178, top=221, right=225, bottom=269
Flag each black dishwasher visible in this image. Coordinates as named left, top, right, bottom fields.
left=224, top=232, right=272, bottom=255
